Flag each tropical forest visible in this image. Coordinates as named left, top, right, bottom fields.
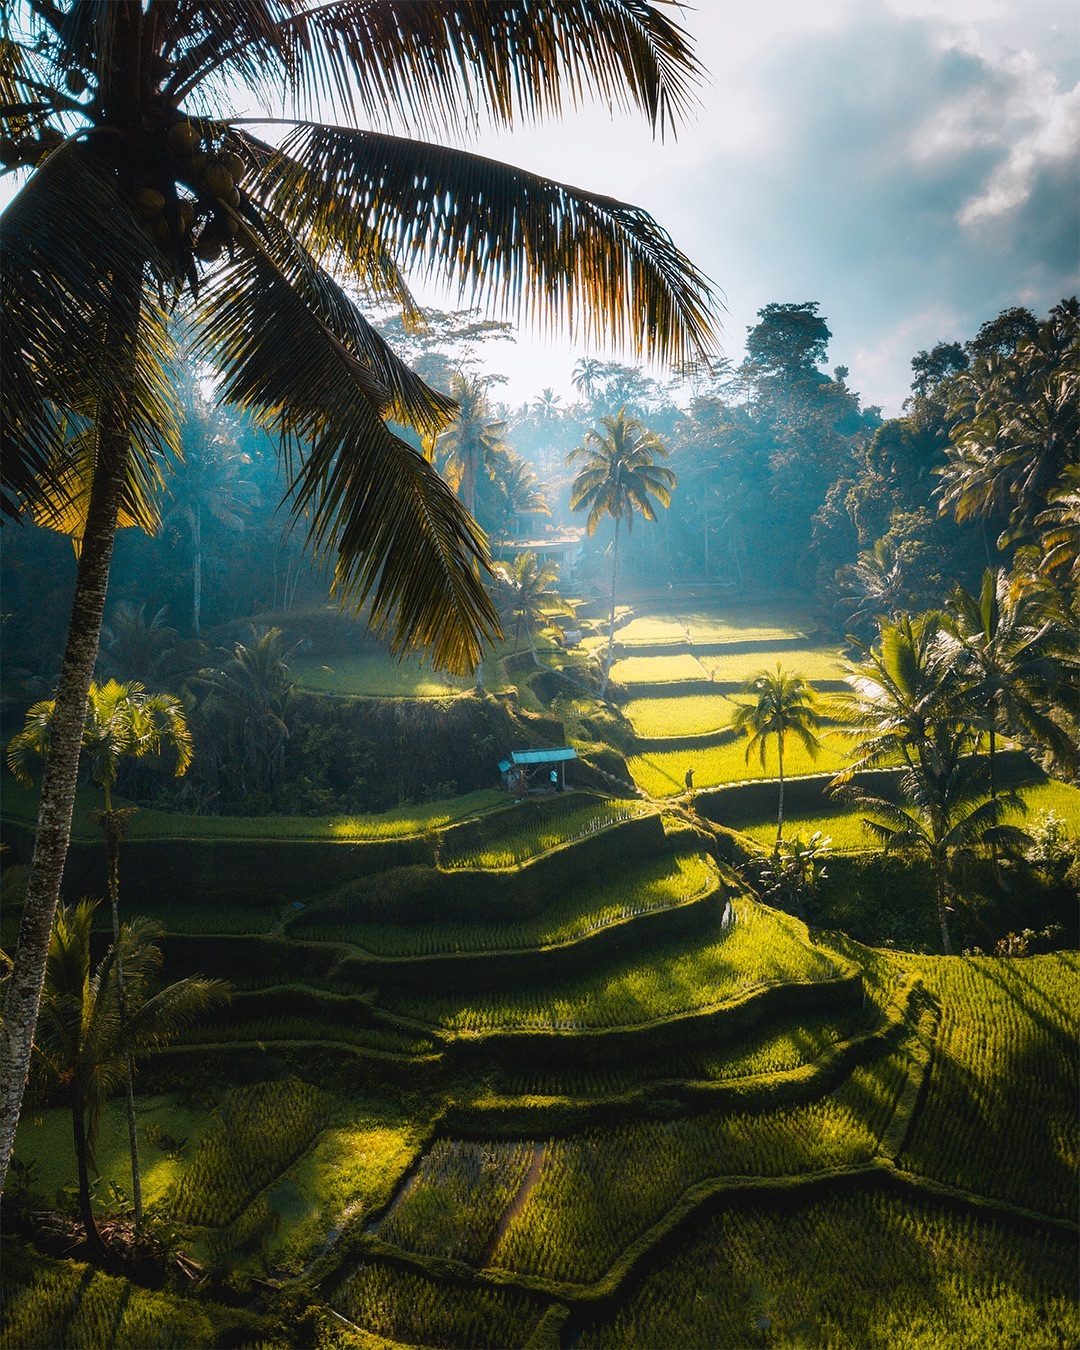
left=0, top=3, right=1077, bottom=1349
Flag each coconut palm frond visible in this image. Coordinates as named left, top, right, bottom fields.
left=244, top=209, right=456, bottom=435
left=185, top=1, right=701, bottom=137
left=262, top=122, right=717, bottom=366
left=195, top=230, right=500, bottom=672
left=0, top=141, right=164, bottom=517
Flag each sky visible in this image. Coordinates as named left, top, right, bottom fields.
left=436, top=0, right=1080, bottom=416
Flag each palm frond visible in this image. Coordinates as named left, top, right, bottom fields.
left=258, top=121, right=718, bottom=365
left=0, top=139, right=162, bottom=517
left=178, top=1, right=701, bottom=139
left=194, top=219, right=500, bottom=671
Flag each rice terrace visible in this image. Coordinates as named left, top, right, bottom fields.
left=1, top=3, right=1077, bottom=1349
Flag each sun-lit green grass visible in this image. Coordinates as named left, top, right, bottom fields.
left=623, top=692, right=737, bottom=739
left=736, top=779, right=1080, bottom=852
left=11, top=1096, right=217, bottom=1212
left=292, top=653, right=474, bottom=697
left=380, top=898, right=839, bottom=1032
left=678, top=607, right=810, bottom=643
left=609, top=653, right=708, bottom=685
left=0, top=777, right=505, bottom=842
left=629, top=732, right=854, bottom=797
left=697, top=647, right=847, bottom=684
left=613, top=616, right=690, bottom=645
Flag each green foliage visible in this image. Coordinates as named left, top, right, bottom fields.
left=579, top=1190, right=1080, bottom=1349
left=440, top=797, right=650, bottom=870
left=292, top=654, right=473, bottom=697
left=172, top=1080, right=331, bottom=1227
left=899, top=953, right=1079, bottom=1219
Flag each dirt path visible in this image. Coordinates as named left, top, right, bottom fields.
left=482, top=1140, right=545, bottom=1268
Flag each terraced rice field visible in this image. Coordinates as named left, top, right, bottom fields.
left=292, top=653, right=474, bottom=697
left=898, top=951, right=1079, bottom=1220
left=698, top=647, right=846, bottom=684
left=579, top=1190, right=1080, bottom=1348
left=623, top=692, right=737, bottom=739
left=609, top=653, right=709, bottom=685
left=380, top=899, right=839, bottom=1032
left=629, top=733, right=853, bottom=797
left=299, top=852, right=716, bottom=956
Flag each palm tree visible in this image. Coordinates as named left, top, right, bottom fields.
left=98, top=602, right=184, bottom=689
left=840, top=726, right=1031, bottom=954
left=572, top=357, right=605, bottom=403
left=0, top=3, right=719, bottom=1186
left=493, top=552, right=573, bottom=663
left=568, top=410, right=675, bottom=694
left=436, top=374, right=512, bottom=519
left=943, top=569, right=1075, bottom=796
left=35, top=899, right=227, bottom=1256
left=1035, top=463, right=1080, bottom=585
left=193, top=627, right=296, bottom=803
left=831, top=613, right=959, bottom=783
left=8, top=681, right=193, bottom=1225
left=166, top=392, right=259, bottom=634
left=488, top=453, right=550, bottom=539
left=730, top=666, right=823, bottom=843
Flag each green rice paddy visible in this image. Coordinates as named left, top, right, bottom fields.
left=608, top=652, right=709, bottom=685
left=629, top=731, right=853, bottom=797
left=697, top=646, right=846, bottom=683
left=292, top=653, right=474, bottom=697
left=623, top=692, right=737, bottom=738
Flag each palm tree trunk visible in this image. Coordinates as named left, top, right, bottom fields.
left=72, top=1096, right=107, bottom=1259
left=935, top=867, right=953, bottom=955
left=192, top=502, right=202, bottom=635
left=601, top=517, right=621, bottom=697
left=0, top=270, right=141, bottom=1197
left=102, top=813, right=143, bottom=1226
left=776, top=738, right=785, bottom=844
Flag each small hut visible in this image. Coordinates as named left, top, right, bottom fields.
left=498, top=747, right=577, bottom=795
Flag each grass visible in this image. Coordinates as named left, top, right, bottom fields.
left=292, top=653, right=475, bottom=697
left=172, top=1080, right=331, bottom=1227
left=266, top=1097, right=430, bottom=1274
left=579, top=1189, right=1080, bottom=1349
left=897, top=951, right=1079, bottom=1220
left=491, top=1046, right=912, bottom=1283
left=0, top=777, right=505, bottom=842
left=487, top=1004, right=873, bottom=1100
left=378, top=1139, right=535, bottom=1264
left=623, top=692, right=737, bottom=739
left=379, top=898, right=839, bottom=1033
left=299, top=852, right=716, bottom=957
left=735, top=778, right=1080, bottom=852
left=608, top=653, right=709, bottom=685
left=678, top=607, right=809, bottom=643
left=611, top=616, right=690, bottom=645
left=11, top=1096, right=217, bottom=1214
left=629, top=732, right=853, bottom=797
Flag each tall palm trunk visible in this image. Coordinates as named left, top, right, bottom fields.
left=72, top=1096, right=107, bottom=1259
left=935, top=864, right=954, bottom=955
left=0, top=271, right=141, bottom=1197
left=776, top=737, right=785, bottom=844
left=101, top=804, right=143, bottom=1225
left=601, top=516, right=622, bottom=697
left=191, top=501, right=202, bottom=635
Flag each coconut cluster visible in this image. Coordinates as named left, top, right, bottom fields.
left=134, top=117, right=251, bottom=267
